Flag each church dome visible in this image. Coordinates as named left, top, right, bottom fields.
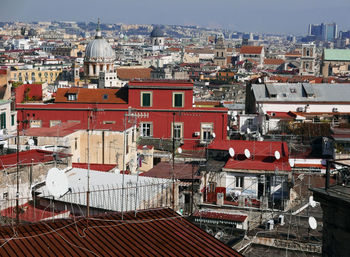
left=84, top=38, right=116, bottom=62
left=84, top=19, right=115, bottom=63
left=150, top=26, right=164, bottom=37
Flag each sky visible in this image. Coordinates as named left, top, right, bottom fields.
left=1, top=0, right=350, bottom=35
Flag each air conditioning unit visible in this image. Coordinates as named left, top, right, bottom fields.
left=332, top=108, right=338, bottom=113
left=194, top=131, right=200, bottom=137
left=296, top=107, right=304, bottom=112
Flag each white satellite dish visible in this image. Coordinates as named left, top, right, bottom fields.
left=244, top=149, right=251, bottom=159
left=45, top=167, right=69, bottom=198
left=229, top=147, right=235, bottom=157
left=212, top=132, right=216, bottom=138
left=308, top=216, right=317, bottom=230
left=114, top=168, right=121, bottom=174
left=246, top=128, right=251, bottom=134
left=227, top=126, right=229, bottom=131
left=289, top=159, right=295, bottom=167
left=177, top=147, right=183, bottom=154
left=309, top=196, right=317, bottom=208
left=274, top=151, right=281, bottom=160
left=28, top=139, right=34, bottom=146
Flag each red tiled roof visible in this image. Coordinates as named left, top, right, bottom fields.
left=240, top=46, right=263, bottom=54
left=72, top=163, right=116, bottom=172
left=141, top=162, right=201, bottom=180
left=0, top=149, right=71, bottom=170
left=223, top=157, right=291, bottom=172
left=267, top=111, right=296, bottom=119
left=192, top=211, right=247, bottom=222
left=23, top=121, right=81, bottom=137
left=0, top=208, right=242, bottom=257
left=117, top=67, right=152, bottom=80
left=55, top=88, right=127, bottom=104
left=1, top=202, right=69, bottom=223
left=264, top=58, right=285, bottom=65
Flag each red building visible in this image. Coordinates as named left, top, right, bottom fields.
left=16, top=80, right=228, bottom=150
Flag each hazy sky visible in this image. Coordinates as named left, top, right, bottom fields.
left=1, top=0, right=349, bottom=34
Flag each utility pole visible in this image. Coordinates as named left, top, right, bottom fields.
left=86, top=109, right=92, bottom=226
left=172, top=112, right=175, bottom=210
left=16, top=120, right=20, bottom=226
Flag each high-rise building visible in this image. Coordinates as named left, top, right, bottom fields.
left=308, top=23, right=338, bottom=42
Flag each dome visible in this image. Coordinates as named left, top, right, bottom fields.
left=150, top=26, right=164, bottom=38
left=84, top=38, right=116, bottom=63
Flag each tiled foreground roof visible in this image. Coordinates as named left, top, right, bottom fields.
left=0, top=208, right=243, bottom=257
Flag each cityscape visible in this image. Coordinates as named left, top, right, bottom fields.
left=0, top=1, right=349, bottom=256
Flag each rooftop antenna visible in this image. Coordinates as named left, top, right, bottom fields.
left=308, top=216, right=317, bottom=230
left=95, top=18, right=102, bottom=39
left=45, top=167, right=69, bottom=198
left=229, top=147, right=235, bottom=158
left=274, top=150, right=281, bottom=160
left=244, top=149, right=251, bottom=159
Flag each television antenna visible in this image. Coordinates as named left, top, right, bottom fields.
left=229, top=147, right=235, bottom=158
left=289, top=159, right=295, bottom=167
left=274, top=150, right=281, bottom=160
left=308, top=216, right=317, bottom=230
left=45, top=167, right=70, bottom=198
left=244, top=149, right=251, bottom=159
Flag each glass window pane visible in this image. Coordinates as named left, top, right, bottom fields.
left=174, top=94, right=183, bottom=107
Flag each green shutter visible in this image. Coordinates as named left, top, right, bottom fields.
left=1, top=113, right=6, bottom=129
left=142, top=93, right=151, bottom=107
left=174, top=94, right=183, bottom=107
left=11, top=115, right=15, bottom=126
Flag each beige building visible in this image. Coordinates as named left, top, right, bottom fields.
left=20, top=123, right=138, bottom=173
left=9, top=69, right=61, bottom=84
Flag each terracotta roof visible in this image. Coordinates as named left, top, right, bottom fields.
left=285, top=51, right=301, bottom=57
left=192, top=211, right=247, bottom=222
left=240, top=46, right=263, bottom=54
left=55, top=88, right=127, bottom=104
left=264, top=58, right=285, bottom=65
left=1, top=202, right=69, bottom=223
left=0, top=149, right=71, bottom=170
left=141, top=162, right=201, bottom=180
left=72, top=163, right=116, bottom=172
left=0, top=208, right=242, bottom=257
left=23, top=121, right=81, bottom=137
left=117, top=67, right=152, bottom=80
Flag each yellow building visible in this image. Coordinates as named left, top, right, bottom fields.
left=9, top=69, right=61, bottom=84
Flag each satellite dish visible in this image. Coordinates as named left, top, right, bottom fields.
left=246, top=128, right=251, bottom=134
left=227, top=126, right=229, bottom=131
left=244, top=149, right=251, bottom=159
left=308, top=216, right=317, bottom=230
left=229, top=147, right=235, bottom=157
left=177, top=147, right=182, bottom=154
left=114, top=168, right=120, bottom=174
left=289, top=159, right=295, bottom=167
left=309, top=196, right=317, bottom=207
left=28, top=139, right=34, bottom=146
left=274, top=151, right=281, bottom=160
left=45, top=167, right=69, bottom=198
left=212, top=132, right=216, bottom=138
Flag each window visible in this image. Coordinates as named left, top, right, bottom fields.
left=11, top=114, right=15, bottom=126
left=0, top=113, right=5, bottom=129
left=67, top=94, right=77, bottom=101
left=103, top=94, right=108, bottom=100
left=201, top=123, right=213, bottom=143
left=247, top=118, right=253, bottom=126
left=50, top=120, right=61, bottom=127
left=126, top=133, right=129, bottom=154
left=141, top=92, right=152, bottom=107
left=173, top=92, right=184, bottom=108
left=140, top=123, right=152, bottom=137
left=235, top=176, right=244, bottom=188
left=172, top=122, right=183, bottom=141
left=74, top=138, right=78, bottom=150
